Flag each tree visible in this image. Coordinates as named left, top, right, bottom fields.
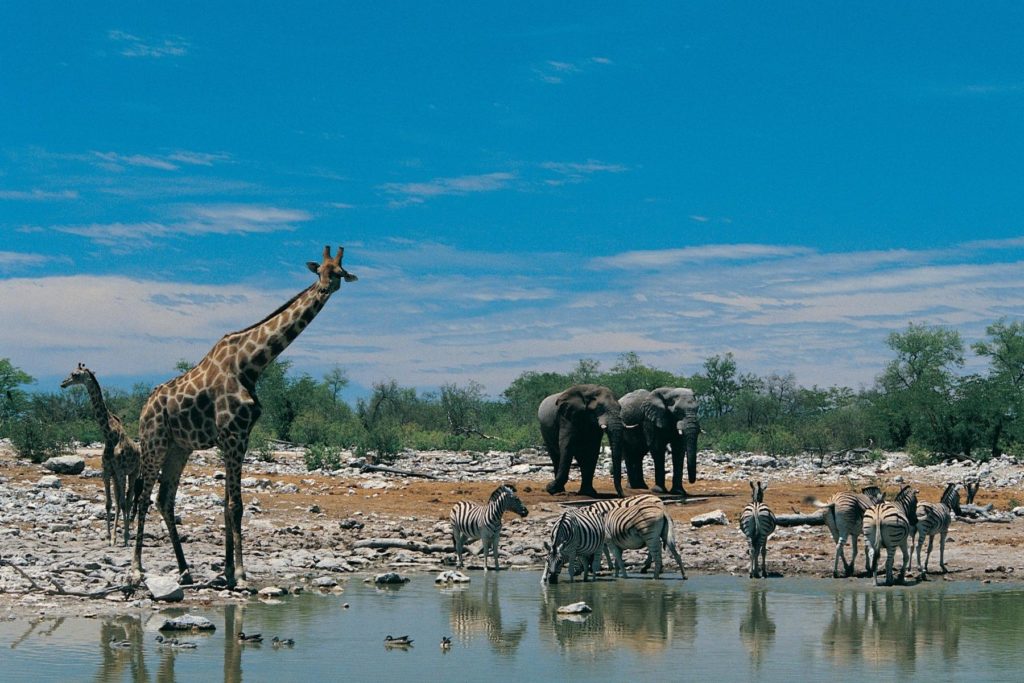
left=878, top=323, right=964, bottom=453
left=501, top=370, right=571, bottom=425
left=0, top=358, right=34, bottom=431
left=441, top=381, right=490, bottom=438
left=323, top=365, right=350, bottom=404
left=695, top=353, right=739, bottom=419
left=600, top=352, right=679, bottom=396
left=973, top=318, right=1024, bottom=457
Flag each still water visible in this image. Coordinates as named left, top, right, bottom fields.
left=4, top=574, right=1024, bottom=682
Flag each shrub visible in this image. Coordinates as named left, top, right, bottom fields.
left=356, top=419, right=402, bottom=463
left=247, top=427, right=277, bottom=463
left=303, top=443, right=343, bottom=471
left=713, top=430, right=754, bottom=454
left=9, top=417, right=75, bottom=463
left=907, top=440, right=941, bottom=467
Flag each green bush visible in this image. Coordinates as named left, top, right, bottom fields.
left=303, top=443, right=343, bottom=471
left=758, top=426, right=801, bottom=457
left=356, top=419, right=402, bottom=463
left=9, top=417, right=75, bottom=463
left=713, top=430, right=755, bottom=454
left=247, top=427, right=277, bottom=463
left=907, top=440, right=942, bottom=467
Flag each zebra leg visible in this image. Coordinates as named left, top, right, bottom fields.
left=749, top=538, right=758, bottom=579
left=915, top=533, right=925, bottom=578
left=648, top=538, right=663, bottom=579
left=884, top=547, right=896, bottom=587
left=610, top=544, right=626, bottom=578
left=492, top=530, right=502, bottom=571
left=760, top=541, right=768, bottom=578
left=938, top=531, right=948, bottom=573
left=924, top=535, right=935, bottom=574
left=897, top=541, right=910, bottom=584
left=453, top=532, right=464, bottom=568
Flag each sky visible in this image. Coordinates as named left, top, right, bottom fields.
left=2, top=3, right=1024, bottom=398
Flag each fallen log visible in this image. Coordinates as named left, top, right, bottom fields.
left=960, top=503, right=994, bottom=516
left=358, top=463, right=438, bottom=479
left=775, top=511, right=826, bottom=527
left=353, top=538, right=455, bottom=553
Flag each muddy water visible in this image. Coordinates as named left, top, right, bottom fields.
left=4, top=574, right=1024, bottom=682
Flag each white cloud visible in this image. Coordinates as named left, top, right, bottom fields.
left=379, top=172, right=516, bottom=203
left=0, top=251, right=50, bottom=270
left=5, top=239, right=1024, bottom=395
left=0, top=189, right=78, bottom=201
left=108, top=30, right=189, bottom=58
left=590, top=243, right=815, bottom=269
left=90, top=150, right=229, bottom=172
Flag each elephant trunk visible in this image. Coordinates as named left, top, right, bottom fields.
left=677, top=413, right=700, bottom=484
left=601, top=412, right=626, bottom=498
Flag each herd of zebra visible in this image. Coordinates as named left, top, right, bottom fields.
left=447, top=479, right=971, bottom=587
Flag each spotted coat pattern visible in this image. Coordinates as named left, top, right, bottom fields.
left=131, top=246, right=356, bottom=587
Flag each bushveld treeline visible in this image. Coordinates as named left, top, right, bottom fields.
left=1, top=320, right=1022, bottom=468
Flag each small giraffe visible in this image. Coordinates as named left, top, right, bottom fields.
left=132, top=245, right=357, bottom=588
left=60, top=363, right=142, bottom=546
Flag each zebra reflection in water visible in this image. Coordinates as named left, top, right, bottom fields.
left=738, top=588, right=775, bottom=670
left=444, top=572, right=526, bottom=656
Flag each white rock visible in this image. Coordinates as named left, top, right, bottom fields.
left=556, top=601, right=592, bottom=614
left=43, top=455, right=85, bottom=475
left=36, top=476, right=61, bottom=489
left=147, top=575, right=185, bottom=602
left=690, top=509, right=729, bottom=528
left=434, top=570, right=471, bottom=584
left=159, top=614, right=215, bottom=631
left=258, top=586, right=287, bottom=597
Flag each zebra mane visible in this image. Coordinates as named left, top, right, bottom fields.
left=489, top=484, right=515, bottom=503
left=941, top=482, right=961, bottom=510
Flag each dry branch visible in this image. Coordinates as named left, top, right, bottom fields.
left=358, top=463, right=438, bottom=479
left=352, top=538, right=454, bottom=553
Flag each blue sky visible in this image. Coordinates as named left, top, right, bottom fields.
left=2, top=4, right=1024, bottom=397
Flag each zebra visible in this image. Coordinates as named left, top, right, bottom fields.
left=450, top=484, right=529, bottom=571
left=541, top=507, right=606, bottom=583
left=571, top=494, right=668, bottom=574
left=740, top=481, right=777, bottom=579
left=816, top=485, right=884, bottom=578
left=962, top=478, right=980, bottom=505
left=604, top=495, right=685, bottom=579
left=862, top=485, right=918, bottom=586
left=914, top=482, right=962, bottom=577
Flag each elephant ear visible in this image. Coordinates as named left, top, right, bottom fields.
left=642, top=395, right=666, bottom=429
left=556, top=390, right=582, bottom=419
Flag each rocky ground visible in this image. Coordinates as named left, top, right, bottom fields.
left=1, top=440, right=1022, bottom=619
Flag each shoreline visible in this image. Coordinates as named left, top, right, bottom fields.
left=2, top=443, right=1022, bottom=619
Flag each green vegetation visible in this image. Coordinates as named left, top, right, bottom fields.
left=1, top=318, right=1022, bottom=467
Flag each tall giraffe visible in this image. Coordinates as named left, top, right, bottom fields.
left=60, top=363, right=141, bottom=546
left=132, top=246, right=356, bottom=588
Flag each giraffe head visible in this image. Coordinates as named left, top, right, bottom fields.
left=307, top=245, right=357, bottom=293
left=60, top=362, right=93, bottom=389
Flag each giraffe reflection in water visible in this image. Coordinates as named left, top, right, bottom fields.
left=823, top=590, right=963, bottom=673
left=738, top=588, right=775, bottom=670
left=96, top=615, right=149, bottom=683
left=540, top=580, right=697, bottom=656
left=444, top=572, right=527, bottom=656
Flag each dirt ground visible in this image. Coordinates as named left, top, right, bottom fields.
left=1, top=447, right=1022, bottom=619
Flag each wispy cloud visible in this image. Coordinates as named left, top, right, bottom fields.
left=108, top=30, right=189, bottom=58
left=48, top=204, right=311, bottom=250
left=540, top=160, right=628, bottom=185
left=0, top=189, right=79, bottom=201
left=0, top=251, right=50, bottom=271
left=5, top=238, right=1024, bottom=394
left=90, top=150, right=230, bottom=172
left=534, top=56, right=611, bottom=84
left=590, top=244, right=815, bottom=269
left=379, top=172, right=516, bottom=206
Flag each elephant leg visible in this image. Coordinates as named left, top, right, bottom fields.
left=650, top=442, right=668, bottom=493
left=668, top=439, right=689, bottom=496
left=626, top=452, right=648, bottom=489
left=577, top=445, right=599, bottom=498
left=546, top=426, right=575, bottom=494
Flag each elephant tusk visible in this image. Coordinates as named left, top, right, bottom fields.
left=623, top=423, right=640, bottom=429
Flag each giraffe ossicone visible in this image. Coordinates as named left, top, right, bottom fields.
left=132, top=245, right=357, bottom=588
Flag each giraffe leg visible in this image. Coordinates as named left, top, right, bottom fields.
left=156, top=451, right=193, bottom=585
left=131, top=475, right=156, bottom=585
left=222, top=441, right=247, bottom=588
left=111, top=454, right=128, bottom=548
left=102, top=450, right=114, bottom=546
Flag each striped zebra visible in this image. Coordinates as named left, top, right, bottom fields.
left=914, top=482, right=962, bottom=577
left=740, top=481, right=777, bottom=579
left=541, top=507, right=606, bottom=583
left=573, top=494, right=668, bottom=573
left=450, top=484, right=529, bottom=571
left=862, top=485, right=918, bottom=586
left=604, top=495, right=685, bottom=579
left=962, top=478, right=980, bottom=505
left=817, top=485, right=884, bottom=578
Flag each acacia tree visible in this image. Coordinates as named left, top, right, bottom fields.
left=878, top=323, right=964, bottom=453
left=973, top=319, right=1024, bottom=457
left=0, top=358, right=34, bottom=432
left=694, top=353, right=739, bottom=419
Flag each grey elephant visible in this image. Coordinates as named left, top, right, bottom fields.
left=619, top=387, right=700, bottom=495
left=537, top=384, right=626, bottom=497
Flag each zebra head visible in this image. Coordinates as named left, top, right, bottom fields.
left=894, top=485, right=919, bottom=527
left=861, top=485, right=884, bottom=505
left=749, top=480, right=767, bottom=503
left=942, top=482, right=963, bottom=516
left=541, top=513, right=573, bottom=583
left=492, top=483, right=529, bottom=517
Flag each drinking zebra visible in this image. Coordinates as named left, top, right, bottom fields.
left=740, top=481, right=777, bottom=579
left=541, top=507, right=606, bottom=583
left=604, top=495, right=685, bottom=579
left=450, top=484, right=529, bottom=571
left=816, top=485, right=884, bottom=578
left=914, top=482, right=962, bottom=577
left=862, top=485, right=918, bottom=586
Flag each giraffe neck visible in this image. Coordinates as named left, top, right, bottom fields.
left=82, top=374, right=117, bottom=441
left=230, top=282, right=333, bottom=381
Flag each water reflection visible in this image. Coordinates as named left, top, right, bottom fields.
left=738, top=588, right=775, bottom=670
left=443, top=573, right=527, bottom=656
left=96, top=616, right=148, bottom=683
left=822, top=590, right=964, bottom=673
left=539, top=580, right=697, bottom=655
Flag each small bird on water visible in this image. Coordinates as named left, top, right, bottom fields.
left=384, top=634, right=413, bottom=647
left=440, top=636, right=452, bottom=652
left=108, top=637, right=131, bottom=650
left=156, top=635, right=197, bottom=649
left=272, top=636, right=296, bottom=647
left=238, top=631, right=263, bottom=644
